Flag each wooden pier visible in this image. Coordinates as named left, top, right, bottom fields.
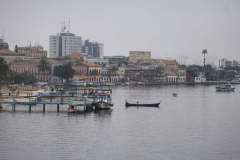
left=0, top=97, right=94, bottom=113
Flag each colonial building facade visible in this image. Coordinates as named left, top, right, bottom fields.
left=129, top=51, right=151, bottom=63
left=18, top=45, right=47, bottom=58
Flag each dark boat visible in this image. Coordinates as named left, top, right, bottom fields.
left=125, top=101, right=160, bottom=107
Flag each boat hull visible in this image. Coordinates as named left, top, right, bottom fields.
left=94, top=102, right=112, bottom=110
left=216, top=88, right=235, bottom=91
left=125, top=101, right=160, bottom=107
left=68, top=108, right=78, bottom=113
left=216, top=84, right=235, bottom=91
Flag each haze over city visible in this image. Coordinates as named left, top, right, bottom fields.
left=1, top=0, right=240, bottom=65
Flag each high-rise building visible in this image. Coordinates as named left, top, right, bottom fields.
left=82, top=39, right=104, bottom=59
left=49, top=26, right=82, bottom=58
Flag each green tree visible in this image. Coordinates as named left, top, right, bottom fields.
left=0, top=57, right=9, bottom=81
left=14, top=45, right=18, bottom=53
left=37, top=57, right=50, bottom=74
left=9, top=71, right=37, bottom=85
left=218, top=70, right=226, bottom=80
left=54, top=63, right=75, bottom=82
left=108, top=65, right=118, bottom=75
left=107, top=66, right=118, bottom=82
left=155, top=66, right=164, bottom=76
left=90, top=69, right=99, bottom=81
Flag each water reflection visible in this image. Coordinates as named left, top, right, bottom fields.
left=93, top=109, right=112, bottom=119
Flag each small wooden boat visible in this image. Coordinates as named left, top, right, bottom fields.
left=68, top=105, right=78, bottom=113
left=125, top=101, right=160, bottom=107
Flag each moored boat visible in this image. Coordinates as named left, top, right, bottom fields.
left=216, top=84, right=235, bottom=91
left=71, top=81, right=86, bottom=87
left=137, top=82, right=145, bottom=85
left=230, top=80, right=240, bottom=84
left=94, top=91, right=113, bottom=110
left=125, top=101, right=160, bottom=107
left=68, top=107, right=78, bottom=113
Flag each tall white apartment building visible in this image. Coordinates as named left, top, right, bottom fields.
left=49, top=32, right=82, bottom=58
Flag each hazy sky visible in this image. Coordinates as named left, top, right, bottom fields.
left=1, top=0, right=240, bottom=65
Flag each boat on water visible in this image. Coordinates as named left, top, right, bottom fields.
left=230, top=80, right=240, bottom=84
left=137, top=82, right=145, bottom=85
left=125, top=101, right=160, bottom=107
left=94, top=91, right=113, bottom=110
left=67, top=105, right=78, bottom=113
left=71, top=81, right=86, bottom=87
left=102, top=82, right=115, bottom=86
left=121, top=82, right=130, bottom=86
left=216, top=84, right=235, bottom=91
left=173, top=93, right=177, bottom=97
left=86, top=82, right=101, bottom=87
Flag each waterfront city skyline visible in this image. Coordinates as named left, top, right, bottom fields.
left=0, top=0, right=240, bottom=65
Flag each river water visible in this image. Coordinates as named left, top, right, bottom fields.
left=0, top=85, right=240, bottom=160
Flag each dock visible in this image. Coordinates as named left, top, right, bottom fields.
left=0, top=85, right=113, bottom=113
left=0, top=97, right=94, bottom=113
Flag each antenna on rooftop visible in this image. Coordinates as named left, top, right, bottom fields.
left=61, top=21, right=66, bottom=33
left=2, top=28, right=5, bottom=42
left=68, top=17, right=71, bottom=32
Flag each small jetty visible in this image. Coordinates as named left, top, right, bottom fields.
left=0, top=85, right=114, bottom=113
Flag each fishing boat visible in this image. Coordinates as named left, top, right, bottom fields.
left=67, top=105, right=78, bottom=113
left=173, top=93, right=177, bottom=97
left=102, top=82, right=115, bottom=86
left=71, top=81, right=86, bottom=87
left=216, top=84, right=235, bottom=91
left=230, top=80, right=240, bottom=84
left=137, top=82, right=145, bottom=85
left=125, top=101, right=160, bottom=107
left=94, top=91, right=113, bottom=110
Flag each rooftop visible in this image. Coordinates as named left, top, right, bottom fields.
left=0, top=49, right=19, bottom=55
left=162, top=60, right=178, bottom=65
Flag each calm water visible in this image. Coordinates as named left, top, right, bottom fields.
left=0, top=85, right=240, bottom=160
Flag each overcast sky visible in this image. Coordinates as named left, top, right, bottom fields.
left=1, top=0, right=240, bottom=65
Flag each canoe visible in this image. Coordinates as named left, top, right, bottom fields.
left=125, top=101, right=160, bottom=107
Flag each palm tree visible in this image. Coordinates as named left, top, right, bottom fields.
left=202, top=49, right=208, bottom=70
left=0, top=57, right=9, bottom=81
left=37, top=58, right=50, bottom=75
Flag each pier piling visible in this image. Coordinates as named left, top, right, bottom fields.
left=29, top=104, right=31, bottom=112
left=57, top=104, right=59, bottom=112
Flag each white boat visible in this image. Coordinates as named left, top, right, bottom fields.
left=137, top=82, right=145, bottom=85
left=71, top=81, right=86, bottom=86
left=216, top=84, right=235, bottom=91
left=94, top=91, right=113, bottom=110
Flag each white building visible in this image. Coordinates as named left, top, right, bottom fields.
left=49, top=32, right=82, bottom=58
left=195, top=72, right=206, bottom=83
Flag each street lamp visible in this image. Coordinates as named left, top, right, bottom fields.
left=11, top=61, right=15, bottom=85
